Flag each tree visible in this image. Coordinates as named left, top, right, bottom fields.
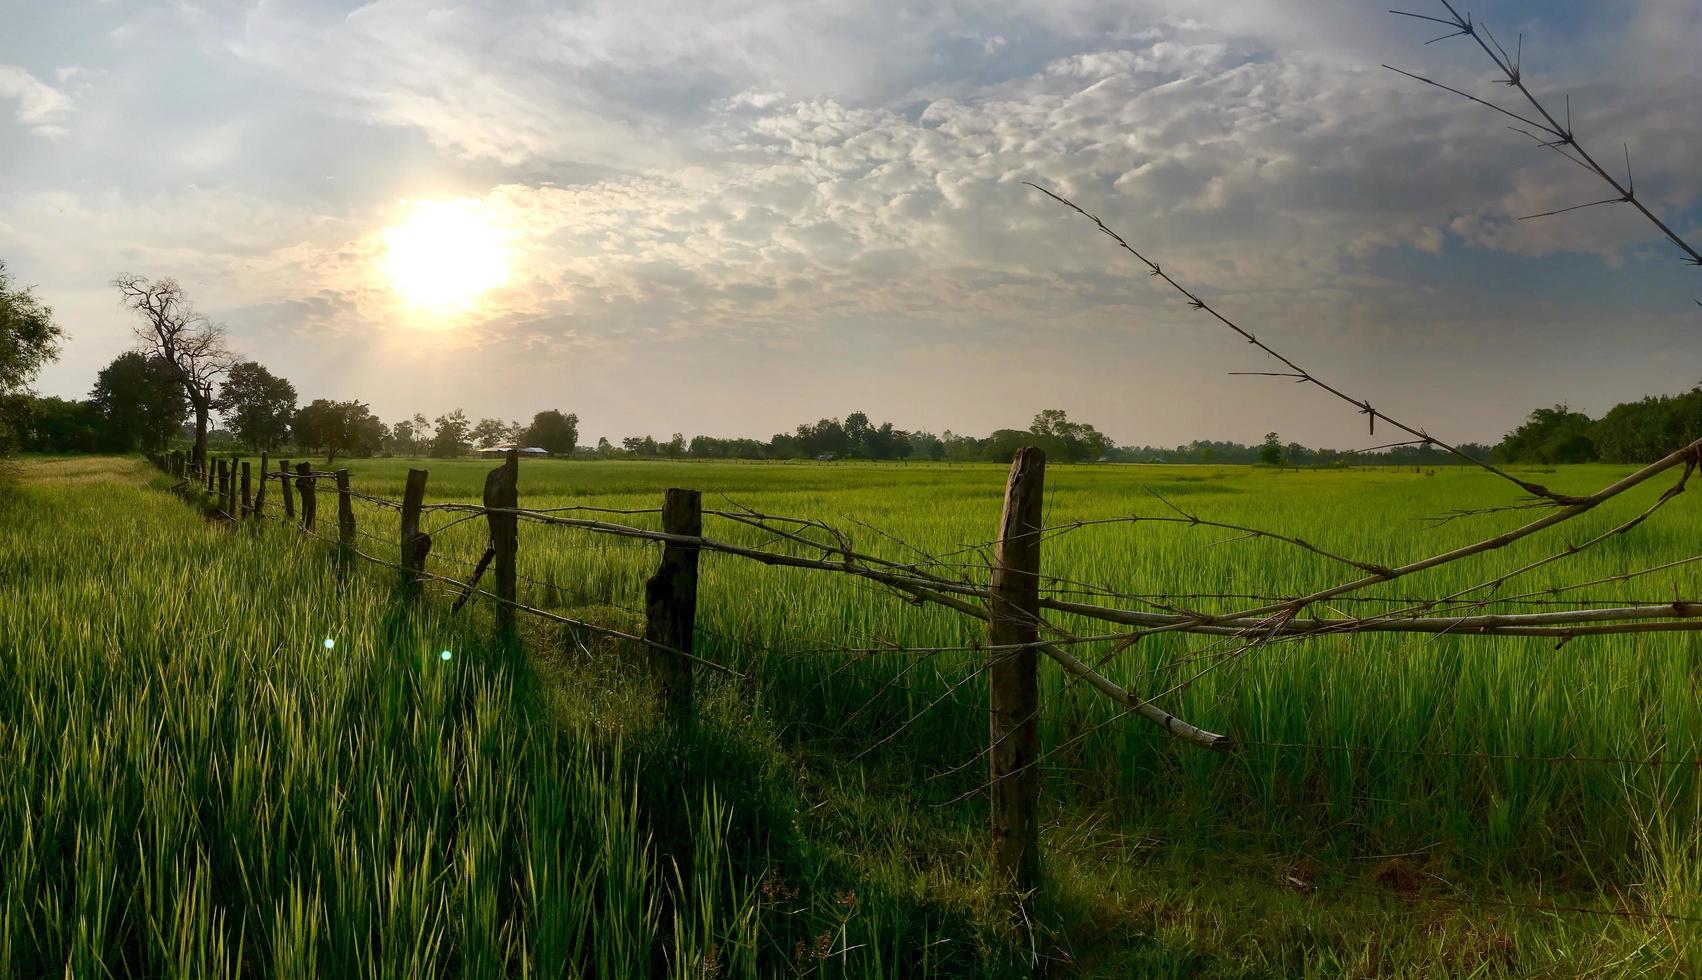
left=293, top=398, right=385, bottom=462
left=217, top=361, right=296, bottom=451
left=90, top=352, right=188, bottom=452
left=1259, top=432, right=1282, bottom=466
left=392, top=419, right=417, bottom=455
left=114, top=275, right=236, bottom=470
left=0, top=263, right=64, bottom=453
left=522, top=410, right=579, bottom=455
left=1497, top=406, right=1597, bottom=464
left=11, top=396, right=101, bottom=453
left=470, top=417, right=511, bottom=449
left=1029, top=408, right=1112, bottom=462
left=909, top=430, right=946, bottom=460
left=430, top=409, right=471, bottom=457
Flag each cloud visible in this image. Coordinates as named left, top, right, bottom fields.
left=0, top=65, right=74, bottom=135
left=10, top=0, right=1702, bottom=443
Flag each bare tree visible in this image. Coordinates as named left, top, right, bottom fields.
left=113, top=275, right=237, bottom=469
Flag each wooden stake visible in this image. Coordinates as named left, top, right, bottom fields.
left=253, top=453, right=268, bottom=518
left=483, top=450, right=519, bottom=642
left=296, top=462, right=316, bottom=530
left=400, top=468, right=432, bottom=589
left=240, top=462, right=252, bottom=517
left=645, top=487, right=701, bottom=724
left=336, top=468, right=354, bottom=551
left=278, top=459, right=294, bottom=520
left=988, top=446, right=1044, bottom=895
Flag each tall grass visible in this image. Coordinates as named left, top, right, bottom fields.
left=1, top=458, right=1003, bottom=977
left=298, top=459, right=1702, bottom=892
left=9, top=454, right=1701, bottom=975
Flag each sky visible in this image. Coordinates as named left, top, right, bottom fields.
left=2, top=0, right=1699, bottom=449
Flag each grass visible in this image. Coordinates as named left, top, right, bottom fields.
left=6, top=453, right=1702, bottom=975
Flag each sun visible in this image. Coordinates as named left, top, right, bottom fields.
left=381, top=199, right=510, bottom=311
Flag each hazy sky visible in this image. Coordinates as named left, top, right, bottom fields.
left=3, top=0, right=1698, bottom=448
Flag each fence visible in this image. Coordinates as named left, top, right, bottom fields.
left=144, top=445, right=1702, bottom=934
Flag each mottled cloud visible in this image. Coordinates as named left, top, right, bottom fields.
left=5, top=0, right=1700, bottom=445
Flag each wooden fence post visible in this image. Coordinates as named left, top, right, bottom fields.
left=205, top=457, right=215, bottom=494
left=400, top=468, right=432, bottom=590
left=988, top=446, right=1045, bottom=895
left=483, top=450, right=519, bottom=642
left=279, top=459, right=294, bottom=520
left=240, top=462, right=252, bottom=517
left=253, top=452, right=268, bottom=518
left=645, top=487, right=701, bottom=725
left=216, top=459, right=229, bottom=515
left=296, top=462, right=316, bottom=530
left=336, top=469, right=355, bottom=551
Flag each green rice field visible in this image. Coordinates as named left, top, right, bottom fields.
left=5, top=454, right=1700, bottom=976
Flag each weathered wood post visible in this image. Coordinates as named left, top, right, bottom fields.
left=336, top=469, right=355, bottom=552
left=252, top=453, right=268, bottom=518
left=988, top=446, right=1045, bottom=895
left=483, top=450, right=519, bottom=642
left=278, top=459, right=294, bottom=520
left=296, top=462, right=317, bottom=531
left=205, top=457, right=215, bottom=494
left=645, top=487, right=701, bottom=725
left=400, top=468, right=432, bottom=590
left=240, top=462, right=252, bottom=517
left=216, top=459, right=229, bottom=515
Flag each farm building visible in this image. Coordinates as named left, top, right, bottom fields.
left=474, top=445, right=551, bottom=459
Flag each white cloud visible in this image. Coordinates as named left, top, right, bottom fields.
left=0, top=65, right=74, bottom=134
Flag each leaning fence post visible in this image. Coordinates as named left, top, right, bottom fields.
left=279, top=459, right=294, bottom=520
left=253, top=452, right=268, bottom=518
left=400, top=468, right=432, bottom=590
left=335, top=468, right=355, bottom=553
left=645, top=487, right=701, bottom=725
left=296, top=462, right=316, bottom=531
left=988, top=446, right=1045, bottom=896
left=240, top=461, right=252, bottom=517
left=483, top=450, right=519, bottom=642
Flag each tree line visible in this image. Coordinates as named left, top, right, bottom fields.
left=4, top=265, right=1696, bottom=469
left=1494, top=392, right=1702, bottom=465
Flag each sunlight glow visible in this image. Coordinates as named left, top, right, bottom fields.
left=381, top=199, right=510, bottom=312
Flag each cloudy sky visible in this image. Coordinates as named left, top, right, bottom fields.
left=3, top=0, right=1698, bottom=448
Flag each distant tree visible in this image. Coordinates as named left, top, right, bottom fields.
left=859, top=421, right=898, bottom=460
left=662, top=432, right=686, bottom=458
left=113, top=274, right=236, bottom=471
left=293, top=398, right=385, bottom=462
left=12, top=396, right=102, bottom=453
left=1590, top=389, right=1702, bottom=463
left=1285, top=441, right=1307, bottom=468
left=1029, top=408, right=1111, bottom=462
left=909, top=430, right=946, bottom=460
left=430, top=409, right=471, bottom=457
left=1259, top=432, right=1282, bottom=466
left=595, top=436, right=615, bottom=457
left=391, top=419, right=417, bottom=455
left=217, top=360, right=296, bottom=451
left=522, top=410, right=579, bottom=455
left=470, top=417, right=510, bottom=450
left=1498, top=405, right=1597, bottom=464
left=90, top=352, right=188, bottom=452
left=0, top=263, right=64, bottom=453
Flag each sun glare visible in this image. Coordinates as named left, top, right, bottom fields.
left=381, top=199, right=510, bottom=312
